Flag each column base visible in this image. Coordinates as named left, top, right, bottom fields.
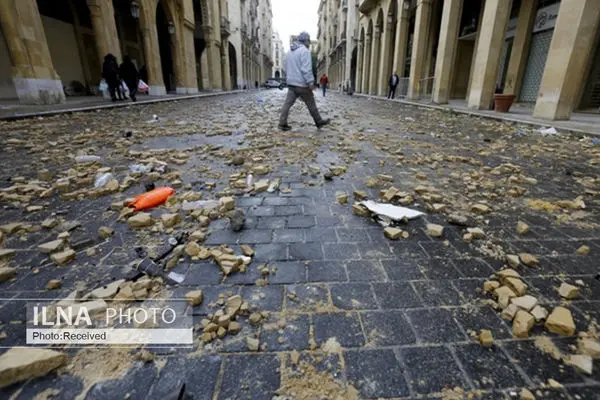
left=176, top=87, right=199, bottom=94
left=148, top=86, right=167, bottom=96
left=13, top=78, right=65, bottom=105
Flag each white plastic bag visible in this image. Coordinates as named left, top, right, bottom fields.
left=138, top=79, right=149, bottom=93
left=99, top=80, right=108, bottom=91
left=94, top=173, right=114, bottom=188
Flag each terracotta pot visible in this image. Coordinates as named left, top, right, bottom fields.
left=494, top=94, right=516, bottom=113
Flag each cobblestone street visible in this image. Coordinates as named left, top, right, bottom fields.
left=0, top=90, right=599, bottom=399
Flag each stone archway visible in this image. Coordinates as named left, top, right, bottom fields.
left=156, top=1, right=174, bottom=92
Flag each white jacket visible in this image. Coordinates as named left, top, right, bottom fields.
left=285, top=41, right=314, bottom=87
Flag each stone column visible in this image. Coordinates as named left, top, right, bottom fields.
left=356, top=39, right=364, bottom=92
left=503, top=0, right=536, bottom=97
left=200, top=49, right=211, bottom=89
left=87, top=0, right=122, bottom=63
left=377, top=21, right=394, bottom=96
left=140, top=0, right=165, bottom=95
left=0, top=0, right=65, bottom=104
left=432, top=0, right=463, bottom=104
left=393, top=4, right=410, bottom=77
left=361, top=35, right=372, bottom=93
left=206, top=35, right=223, bottom=90
left=467, top=0, right=513, bottom=109
left=369, top=27, right=381, bottom=95
left=221, top=41, right=232, bottom=90
left=466, top=2, right=486, bottom=97
left=408, top=0, right=433, bottom=100
left=533, top=0, right=600, bottom=120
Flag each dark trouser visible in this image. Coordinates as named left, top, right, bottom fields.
left=107, top=79, right=119, bottom=100
left=322, top=85, right=327, bottom=97
left=388, top=85, right=397, bottom=99
left=126, top=83, right=137, bottom=101
left=279, top=85, right=323, bottom=126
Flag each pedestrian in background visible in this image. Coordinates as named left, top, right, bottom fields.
left=102, top=54, right=120, bottom=102
left=388, top=72, right=399, bottom=99
left=278, top=31, right=330, bottom=131
left=320, top=74, right=328, bottom=97
left=120, top=56, right=139, bottom=102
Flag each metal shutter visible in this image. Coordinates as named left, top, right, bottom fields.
left=519, top=29, right=554, bottom=102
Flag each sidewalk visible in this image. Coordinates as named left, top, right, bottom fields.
left=355, top=94, right=600, bottom=136
left=0, top=90, right=246, bottom=121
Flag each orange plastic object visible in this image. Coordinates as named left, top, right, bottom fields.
left=129, top=187, right=175, bottom=211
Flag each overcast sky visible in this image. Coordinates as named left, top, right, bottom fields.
left=272, top=0, right=320, bottom=52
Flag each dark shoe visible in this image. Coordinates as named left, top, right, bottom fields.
left=316, top=119, right=331, bottom=129
left=278, top=124, right=292, bottom=131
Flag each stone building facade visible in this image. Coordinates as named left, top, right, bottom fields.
left=317, top=0, right=600, bottom=120
left=272, top=31, right=284, bottom=78
left=0, top=0, right=273, bottom=104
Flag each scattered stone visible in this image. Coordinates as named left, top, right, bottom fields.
left=231, top=154, right=245, bottom=166
left=425, top=224, right=444, bottom=238
left=479, top=329, right=494, bottom=347
left=519, top=253, right=539, bottom=267
left=506, top=254, right=520, bottom=268
left=246, top=337, right=259, bottom=351
left=512, top=310, right=535, bottom=338
left=0, top=267, right=17, bottom=282
left=501, top=304, right=519, bottom=321
left=531, top=305, right=549, bottom=322
left=565, top=354, right=593, bottom=375
left=37, top=239, right=65, bottom=254
left=353, top=190, right=368, bottom=201
left=0, top=249, right=16, bottom=261
left=447, top=214, right=469, bottom=226
left=46, top=280, right=61, bottom=290
left=381, top=187, right=399, bottom=202
left=505, top=277, right=528, bottom=297
left=383, top=227, right=403, bottom=240
left=520, top=388, right=535, bottom=400
left=547, top=379, right=562, bottom=389
left=89, top=280, right=125, bottom=300
left=576, top=245, right=590, bottom=255
left=352, top=204, right=369, bottom=216
left=127, top=213, right=153, bottom=228
left=98, top=226, right=114, bottom=239
left=0, top=223, right=23, bottom=235
left=578, top=338, right=600, bottom=358
left=57, top=232, right=70, bottom=240
left=253, top=165, right=270, bottom=175
left=516, top=221, right=530, bottom=235
left=471, top=203, right=490, bottom=213
left=228, top=321, right=241, bottom=334
left=241, top=245, right=254, bottom=257
left=226, top=295, right=243, bottom=316
left=483, top=281, right=500, bottom=293
left=189, top=230, right=206, bottom=242
left=228, top=209, right=246, bottom=232
left=160, top=213, right=181, bottom=228
left=558, top=283, right=579, bottom=300
left=336, top=192, right=349, bottom=205
left=254, top=180, right=269, bottom=193
left=545, top=306, right=576, bottom=336
left=249, top=312, right=264, bottom=325
left=185, top=290, right=203, bottom=306
left=511, top=295, right=538, bottom=311
left=0, top=348, right=68, bottom=388
left=50, top=248, right=76, bottom=266
left=185, top=242, right=202, bottom=257
left=41, top=218, right=58, bottom=229
left=467, top=227, right=485, bottom=239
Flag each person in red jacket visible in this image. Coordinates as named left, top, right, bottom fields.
left=319, top=74, right=329, bottom=97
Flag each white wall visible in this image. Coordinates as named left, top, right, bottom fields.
left=0, top=27, right=17, bottom=100
left=41, top=16, right=85, bottom=90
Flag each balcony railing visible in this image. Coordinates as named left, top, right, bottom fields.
left=220, top=16, right=231, bottom=36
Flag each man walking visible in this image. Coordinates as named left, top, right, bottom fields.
left=319, top=74, right=328, bottom=97
left=278, top=32, right=330, bottom=131
left=388, top=72, right=399, bottom=99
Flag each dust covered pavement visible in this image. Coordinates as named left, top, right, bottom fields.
left=0, top=89, right=599, bottom=399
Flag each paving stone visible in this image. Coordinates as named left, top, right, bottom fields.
left=240, top=285, right=284, bottom=311
left=419, top=241, right=462, bottom=259
left=273, top=229, right=305, bottom=243
left=146, top=355, right=221, bottom=399
left=306, top=261, right=347, bottom=282
left=419, top=258, right=463, bottom=280
left=401, top=346, right=468, bottom=395
left=217, top=354, right=280, bottom=400
left=247, top=206, right=275, bottom=217
left=406, top=308, right=466, bottom=343
left=288, top=242, right=324, bottom=261
left=372, top=282, right=422, bottom=309
left=286, top=216, right=316, bottom=228
left=344, top=349, right=410, bottom=398
left=4, top=373, right=83, bottom=400
left=330, top=283, right=378, bottom=310
left=380, top=259, right=427, bottom=281
left=452, top=258, right=496, bottom=278
left=313, top=312, right=365, bottom=347
left=412, top=280, right=462, bottom=306
left=274, top=205, right=302, bottom=216
left=503, top=340, right=585, bottom=385
left=454, top=343, right=527, bottom=390
left=257, top=216, right=287, bottom=229
left=285, top=284, right=330, bottom=311
left=453, top=306, right=513, bottom=340
left=336, top=228, right=371, bottom=242
left=345, top=259, right=387, bottom=282
left=305, top=227, right=337, bottom=243
left=361, top=310, right=416, bottom=346
left=185, top=262, right=222, bottom=285
left=356, top=241, right=394, bottom=259
left=268, top=261, right=306, bottom=284
left=239, top=230, right=273, bottom=244
left=323, top=243, right=361, bottom=260
left=86, top=362, right=157, bottom=400
left=252, top=244, right=289, bottom=262
left=259, top=313, right=310, bottom=351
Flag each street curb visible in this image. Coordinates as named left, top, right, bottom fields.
left=354, top=93, right=600, bottom=137
left=0, top=90, right=248, bottom=121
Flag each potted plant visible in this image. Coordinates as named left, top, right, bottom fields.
left=493, top=86, right=516, bottom=113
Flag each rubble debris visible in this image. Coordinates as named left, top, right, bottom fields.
left=530, top=305, right=548, bottom=322
left=479, top=329, right=494, bottom=347
left=518, top=253, right=539, bottom=267
left=511, top=295, right=537, bottom=311
left=565, top=354, right=593, bottom=375
left=228, top=209, right=246, bottom=232
left=359, top=200, right=425, bottom=221
left=161, top=213, right=181, bottom=228
left=578, top=338, right=600, bottom=358
left=516, top=221, right=530, bottom=235
left=576, top=245, right=590, bottom=255
left=558, top=283, right=579, bottom=300
left=50, top=248, right=76, bottom=266
left=98, top=226, right=114, bottom=239
left=185, top=290, right=203, bottom=306
left=520, top=388, right=535, bottom=400
left=127, top=213, right=154, bottom=228
left=512, top=310, right=535, bottom=338
left=426, top=224, right=444, bottom=238
left=246, top=337, right=260, bottom=351
left=46, top=279, right=61, bottom=290
left=38, top=239, right=65, bottom=254
left=466, top=227, right=485, bottom=239
left=336, top=192, right=349, bottom=205
left=0, top=348, right=68, bottom=388
left=545, top=306, right=576, bottom=336
left=383, top=227, right=404, bottom=240
left=0, top=267, right=17, bottom=282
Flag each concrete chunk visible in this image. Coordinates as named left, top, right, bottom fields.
left=383, top=227, right=403, bottom=240
left=558, top=283, right=579, bottom=300
left=50, top=248, right=76, bottom=266
left=511, top=295, right=538, bottom=311
left=512, top=310, right=535, bottom=338
left=37, top=239, right=65, bottom=254
left=185, top=290, right=203, bottom=306
left=127, top=212, right=153, bottom=228
left=0, top=348, right=68, bottom=388
left=545, top=306, right=576, bottom=336
left=425, top=224, right=444, bottom=238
